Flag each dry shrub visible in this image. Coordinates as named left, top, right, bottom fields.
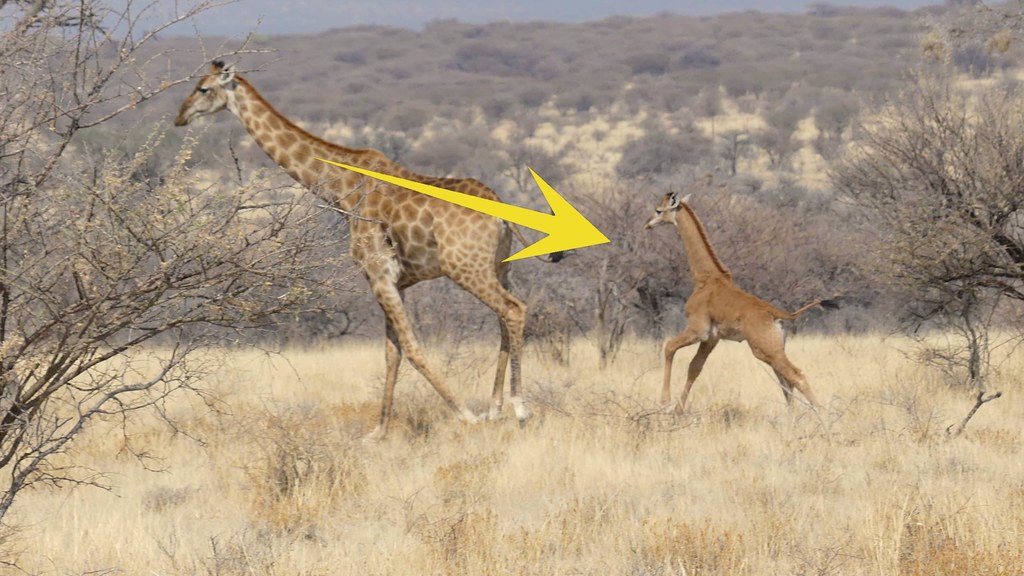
left=708, top=401, right=752, bottom=431
left=395, top=403, right=444, bottom=442
left=420, top=508, right=500, bottom=575
left=967, top=427, right=1021, bottom=455
left=323, top=401, right=381, bottom=437
left=142, top=485, right=196, bottom=513
left=898, top=521, right=1020, bottom=576
left=433, top=451, right=503, bottom=505
left=541, top=494, right=628, bottom=560
left=202, top=528, right=308, bottom=576
left=527, top=379, right=571, bottom=415
left=876, top=379, right=946, bottom=444
left=572, top=390, right=693, bottom=447
left=244, top=406, right=368, bottom=533
left=639, top=518, right=747, bottom=576
left=526, top=298, right=574, bottom=366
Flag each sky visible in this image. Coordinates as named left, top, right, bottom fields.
left=150, top=0, right=945, bottom=38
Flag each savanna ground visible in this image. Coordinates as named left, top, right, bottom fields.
left=8, top=334, right=1022, bottom=575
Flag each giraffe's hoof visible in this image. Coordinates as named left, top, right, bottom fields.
left=459, top=408, right=481, bottom=425
left=511, top=397, right=532, bottom=423
left=362, top=425, right=387, bottom=443
left=483, top=402, right=503, bottom=422
left=661, top=402, right=686, bottom=415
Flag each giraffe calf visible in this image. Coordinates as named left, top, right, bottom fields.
left=645, top=191, right=834, bottom=412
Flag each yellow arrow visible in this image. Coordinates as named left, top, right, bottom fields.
left=314, top=158, right=610, bottom=261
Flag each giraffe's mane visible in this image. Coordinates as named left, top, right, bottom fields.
left=678, top=203, right=731, bottom=278
left=235, top=75, right=397, bottom=168
left=234, top=75, right=498, bottom=198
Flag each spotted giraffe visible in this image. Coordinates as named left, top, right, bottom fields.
left=176, top=61, right=549, bottom=439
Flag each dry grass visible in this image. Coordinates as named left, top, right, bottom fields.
left=8, top=334, right=1024, bottom=575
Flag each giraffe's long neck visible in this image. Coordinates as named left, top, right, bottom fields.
left=229, top=77, right=395, bottom=211
left=673, top=204, right=731, bottom=282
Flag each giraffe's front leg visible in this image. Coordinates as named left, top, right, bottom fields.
left=363, top=246, right=478, bottom=437
left=660, top=323, right=707, bottom=411
left=675, top=337, right=718, bottom=414
left=369, top=278, right=478, bottom=425
left=364, top=313, right=403, bottom=442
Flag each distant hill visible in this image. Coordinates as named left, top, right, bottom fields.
left=150, top=5, right=946, bottom=125
left=168, top=0, right=946, bottom=37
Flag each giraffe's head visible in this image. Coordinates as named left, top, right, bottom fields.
left=644, top=191, right=689, bottom=229
left=174, top=60, right=237, bottom=126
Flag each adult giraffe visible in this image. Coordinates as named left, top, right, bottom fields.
left=175, top=61, right=542, bottom=439
left=644, top=191, right=835, bottom=412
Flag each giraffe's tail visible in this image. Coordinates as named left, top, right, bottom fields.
left=508, top=224, right=566, bottom=263
left=779, top=298, right=841, bottom=321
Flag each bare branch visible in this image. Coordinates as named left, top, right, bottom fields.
left=946, top=390, right=1002, bottom=437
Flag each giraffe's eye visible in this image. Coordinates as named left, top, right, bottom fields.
left=197, top=87, right=210, bottom=95
left=655, top=208, right=663, bottom=214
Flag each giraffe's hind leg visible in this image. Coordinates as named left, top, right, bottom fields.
left=767, top=356, right=819, bottom=408
left=484, top=264, right=513, bottom=421
left=488, top=320, right=511, bottom=420
left=747, top=327, right=820, bottom=408
left=452, top=271, right=529, bottom=424
left=770, top=326, right=797, bottom=405
left=772, top=368, right=796, bottom=406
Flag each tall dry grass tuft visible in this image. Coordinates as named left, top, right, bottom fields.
left=242, top=406, right=369, bottom=534
left=639, top=518, right=746, bottom=575
left=419, top=508, right=500, bottom=575
left=897, top=513, right=1023, bottom=576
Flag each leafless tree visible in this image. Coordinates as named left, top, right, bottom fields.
left=560, top=181, right=677, bottom=362
left=813, top=90, right=860, bottom=160
left=832, top=68, right=1024, bottom=387
left=717, top=130, right=751, bottom=176
left=756, top=98, right=807, bottom=170
left=0, top=0, right=347, bottom=532
left=503, top=137, right=571, bottom=201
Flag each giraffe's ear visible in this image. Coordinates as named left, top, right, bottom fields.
left=667, top=191, right=682, bottom=210
left=217, top=64, right=237, bottom=88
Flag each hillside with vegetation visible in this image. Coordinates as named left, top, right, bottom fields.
left=139, top=6, right=951, bottom=193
